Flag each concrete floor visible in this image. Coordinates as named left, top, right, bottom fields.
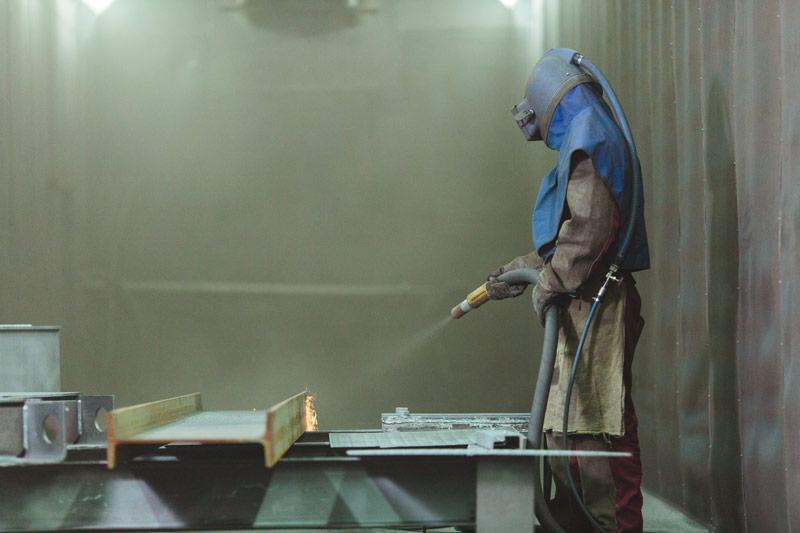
left=638, top=488, right=710, bottom=533
left=209, top=488, right=710, bottom=533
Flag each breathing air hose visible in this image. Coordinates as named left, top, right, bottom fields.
left=555, top=50, right=644, bottom=533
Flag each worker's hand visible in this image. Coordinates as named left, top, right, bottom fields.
left=486, top=279, right=527, bottom=300
left=486, top=251, right=542, bottom=281
left=486, top=252, right=542, bottom=300
left=532, top=282, right=560, bottom=326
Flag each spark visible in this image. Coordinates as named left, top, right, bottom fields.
left=304, top=388, right=318, bottom=431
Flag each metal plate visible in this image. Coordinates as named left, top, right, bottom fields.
left=0, top=326, right=60, bottom=393
left=348, top=448, right=632, bottom=458
left=382, top=411, right=530, bottom=434
left=331, top=429, right=480, bottom=449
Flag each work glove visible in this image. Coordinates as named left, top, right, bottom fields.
left=486, top=252, right=541, bottom=301
left=532, top=281, right=561, bottom=326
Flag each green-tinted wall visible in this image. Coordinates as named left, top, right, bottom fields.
left=0, top=0, right=553, bottom=426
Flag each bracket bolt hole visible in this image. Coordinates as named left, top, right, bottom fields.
left=42, top=414, right=58, bottom=444
left=94, top=407, right=108, bottom=432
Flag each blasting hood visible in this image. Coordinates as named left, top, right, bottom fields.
left=512, top=51, right=597, bottom=146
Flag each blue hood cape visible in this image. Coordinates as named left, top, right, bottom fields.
left=532, top=84, right=650, bottom=272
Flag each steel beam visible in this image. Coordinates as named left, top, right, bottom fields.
left=107, top=392, right=307, bottom=468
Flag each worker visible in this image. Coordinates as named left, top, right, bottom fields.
left=486, top=52, right=650, bottom=532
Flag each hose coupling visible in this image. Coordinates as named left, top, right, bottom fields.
left=594, top=266, right=624, bottom=303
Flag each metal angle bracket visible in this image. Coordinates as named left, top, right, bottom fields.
left=77, top=394, right=115, bottom=446
left=0, top=393, right=114, bottom=464
left=21, top=400, right=67, bottom=463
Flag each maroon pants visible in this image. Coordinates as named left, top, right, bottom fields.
left=547, top=281, right=644, bottom=533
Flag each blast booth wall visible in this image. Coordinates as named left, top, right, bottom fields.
left=537, top=2, right=800, bottom=531
left=0, top=1, right=798, bottom=531
left=541, top=1, right=800, bottom=530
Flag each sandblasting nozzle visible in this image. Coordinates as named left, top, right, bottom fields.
left=450, top=282, right=491, bottom=319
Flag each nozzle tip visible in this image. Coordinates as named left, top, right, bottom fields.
left=450, top=303, right=467, bottom=319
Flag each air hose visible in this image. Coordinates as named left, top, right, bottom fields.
left=555, top=49, right=643, bottom=533
left=498, top=268, right=564, bottom=533
left=570, top=51, right=642, bottom=265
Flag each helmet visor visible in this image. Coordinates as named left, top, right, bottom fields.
left=511, top=98, right=542, bottom=142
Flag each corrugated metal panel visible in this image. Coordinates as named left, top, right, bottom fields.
left=700, top=3, right=745, bottom=530
left=672, top=0, right=712, bottom=521
left=733, top=0, right=787, bottom=531
left=543, top=1, right=797, bottom=528
left=627, top=1, right=659, bottom=498
left=644, top=1, right=683, bottom=506
left=780, top=0, right=800, bottom=531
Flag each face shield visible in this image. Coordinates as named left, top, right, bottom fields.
left=511, top=98, right=542, bottom=142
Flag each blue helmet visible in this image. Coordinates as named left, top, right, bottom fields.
left=512, top=50, right=598, bottom=144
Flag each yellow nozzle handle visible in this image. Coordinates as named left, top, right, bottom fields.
left=467, top=283, right=490, bottom=307
left=451, top=282, right=490, bottom=319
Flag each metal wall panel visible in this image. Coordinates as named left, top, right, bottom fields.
left=672, top=0, right=712, bottom=521
left=733, top=0, right=787, bottom=531
left=780, top=1, right=800, bottom=531
left=626, top=1, right=658, bottom=497
left=700, top=3, right=745, bottom=530
left=545, top=1, right=797, bottom=529
left=642, top=1, right=683, bottom=506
